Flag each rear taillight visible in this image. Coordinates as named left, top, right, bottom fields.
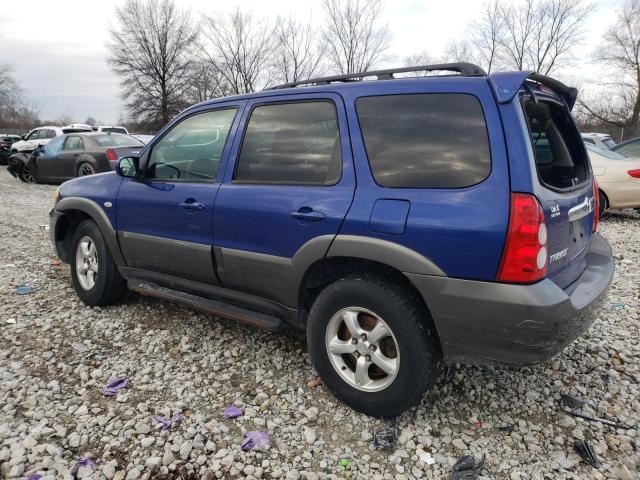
left=593, top=178, right=599, bottom=233
left=106, top=149, right=118, bottom=163
left=628, top=169, right=640, bottom=178
left=497, top=193, right=547, bottom=283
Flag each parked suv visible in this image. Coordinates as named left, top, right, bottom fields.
left=11, top=125, right=93, bottom=154
left=49, top=64, right=614, bottom=417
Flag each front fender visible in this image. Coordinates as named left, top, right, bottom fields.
left=54, top=197, right=125, bottom=266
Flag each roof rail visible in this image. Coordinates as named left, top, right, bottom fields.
left=269, top=62, right=487, bottom=90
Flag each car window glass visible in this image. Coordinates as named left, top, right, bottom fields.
left=583, top=138, right=595, bottom=145
left=25, top=130, right=39, bottom=141
left=616, top=142, right=640, bottom=157
left=63, top=136, right=83, bottom=150
left=147, top=108, right=237, bottom=181
left=101, top=127, right=127, bottom=134
left=356, top=94, right=490, bottom=188
left=94, top=134, right=143, bottom=147
left=234, top=101, right=341, bottom=185
left=602, top=139, right=615, bottom=149
left=41, top=136, right=65, bottom=157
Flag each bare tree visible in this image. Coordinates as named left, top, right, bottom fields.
left=184, top=61, right=230, bottom=104
left=272, top=15, right=326, bottom=84
left=322, top=0, right=392, bottom=74
left=199, top=9, right=274, bottom=94
left=469, top=1, right=505, bottom=73
left=403, top=51, right=435, bottom=67
left=579, top=0, right=640, bottom=138
left=0, top=65, right=41, bottom=132
left=0, top=64, right=22, bottom=110
left=498, top=0, right=593, bottom=75
left=107, top=0, right=197, bottom=126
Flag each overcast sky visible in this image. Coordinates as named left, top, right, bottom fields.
left=0, top=0, right=622, bottom=124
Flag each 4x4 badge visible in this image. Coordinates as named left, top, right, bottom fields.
left=550, top=203, right=560, bottom=218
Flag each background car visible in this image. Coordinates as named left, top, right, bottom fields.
left=581, top=132, right=615, bottom=150
left=11, top=132, right=143, bottom=183
left=587, top=144, right=640, bottom=215
left=93, top=125, right=129, bottom=134
left=10, top=124, right=93, bottom=154
left=612, top=136, right=640, bottom=158
left=0, top=134, right=21, bottom=164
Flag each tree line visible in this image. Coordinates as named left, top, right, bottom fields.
left=0, top=0, right=638, bottom=139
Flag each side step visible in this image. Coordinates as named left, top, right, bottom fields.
left=128, top=278, right=283, bottom=332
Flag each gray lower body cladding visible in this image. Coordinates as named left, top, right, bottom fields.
left=406, top=233, right=614, bottom=366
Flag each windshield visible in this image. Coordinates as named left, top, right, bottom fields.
left=93, top=134, right=143, bottom=147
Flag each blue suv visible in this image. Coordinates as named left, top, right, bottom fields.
left=50, top=63, right=614, bottom=417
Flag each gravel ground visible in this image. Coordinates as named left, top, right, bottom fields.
left=0, top=167, right=638, bottom=480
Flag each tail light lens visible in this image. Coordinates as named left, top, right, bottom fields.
left=593, top=178, right=599, bottom=233
left=628, top=169, right=640, bottom=178
left=106, top=149, right=118, bottom=163
left=497, top=193, right=547, bottom=283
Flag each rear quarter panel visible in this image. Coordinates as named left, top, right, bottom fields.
left=338, top=78, right=510, bottom=280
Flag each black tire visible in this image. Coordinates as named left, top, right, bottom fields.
left=598, top=190, right=608, bottom=217
left=69, top=219, right=127, bottom=306
left=78, top=162, right=96, bottom=177
left=307, top=275, right=441, bottom=417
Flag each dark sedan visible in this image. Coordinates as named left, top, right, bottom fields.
left=0, top=135, right=21, bottom=164
left=612, top=137, right=640, bottom=158
left=10, top=133, right=143, bottom=183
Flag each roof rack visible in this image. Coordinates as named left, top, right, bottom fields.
left=270, top=62, right=486, bottom=90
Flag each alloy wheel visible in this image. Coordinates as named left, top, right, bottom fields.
left=325, top=307, right=400, bottom=392
left=75, top=235, right=99, bottom=290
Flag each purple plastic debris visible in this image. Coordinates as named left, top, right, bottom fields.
left=153, top=413, right=182, bottom=430
left=241, top=431, right=270, bottom=451
left=100, top=377, right=128, bottom=396
left=27, top=473, right=42, bottom=480
left=77, top=457, right=97, bottom=469
left=223, top=405, right=244, bottom=418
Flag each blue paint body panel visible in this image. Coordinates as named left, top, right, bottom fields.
left=369, top=199, right=410, bottom=235
left=57, top=172, right=122, bottom=226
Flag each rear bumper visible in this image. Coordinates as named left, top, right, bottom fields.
left=406, top=233, right=614, bottom=366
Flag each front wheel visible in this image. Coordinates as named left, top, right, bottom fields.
left=78, top=162, right=96, bottom=176
left=307, top=275, right=441, bottom=417
left=19, top=164, right=37, bottom=183
left=70, top=219, right=127, bottom=306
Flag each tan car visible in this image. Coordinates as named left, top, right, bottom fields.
left=586, top=144, right=640, bottom=215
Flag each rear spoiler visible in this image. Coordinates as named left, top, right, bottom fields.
left=489, top=71, right=578, bottom=111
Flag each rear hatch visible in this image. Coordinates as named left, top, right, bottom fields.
left=522, top=90, right=595, bottom=290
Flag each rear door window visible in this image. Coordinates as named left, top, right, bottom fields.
left=356, top=94, right=491, bottom=188
left=525, top=99, right=589, bottom=190
left=234, top=101, right=341, bottom=185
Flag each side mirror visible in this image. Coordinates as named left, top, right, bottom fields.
left=20, top=135, right=26, bottom=141
left=115, top=156, right=140, bottom=178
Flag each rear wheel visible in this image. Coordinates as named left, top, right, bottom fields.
left=307, top=275, right=441, bottom=417
left=78, top=162, right=96, bottom=176
left=598, top=190, right=608, bottom=217
left=70, top=219, right=127, bottom=306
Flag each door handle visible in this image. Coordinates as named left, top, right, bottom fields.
left=290, top=208, right=326, bottom=222
left=180, top=199, right=205, bottom=211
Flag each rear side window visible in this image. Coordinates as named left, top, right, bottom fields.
left=356, top=94, right=491, bottom=188
left=63, top=137, right=84, bottom=150
left=234, top=101, right=341, bottom=185
left=525, top=99, right=589, bottom=189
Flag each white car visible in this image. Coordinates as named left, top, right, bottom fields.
left=93, top=125, right=129, bottom=135
left=587, top=144, right=640, bottom=215
left=582, top=132, right=615, bottom=150
left=11, top=125, right=93, bottom=154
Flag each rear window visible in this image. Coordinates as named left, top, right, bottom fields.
left=101, top=127, right=127, bottom=134
left=525, top=99, right=589, bottom=189
left=356, top=94, right=491, bottom=188
left=614, top=141, right=640, bottom=158
left=93, top=134, right=143, bottom=147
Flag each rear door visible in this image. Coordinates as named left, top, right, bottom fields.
left=58, top=136, right=85, bottom=178
left=521, top=95, right=595, bottom=289
left=212, top=93, right=355, bottom=307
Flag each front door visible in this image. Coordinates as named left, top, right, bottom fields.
left=213, top=94, right=355, bottom=307
left=116, top=104, right=243, bottom=285
left=57, top=136, right=85, bottom=179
